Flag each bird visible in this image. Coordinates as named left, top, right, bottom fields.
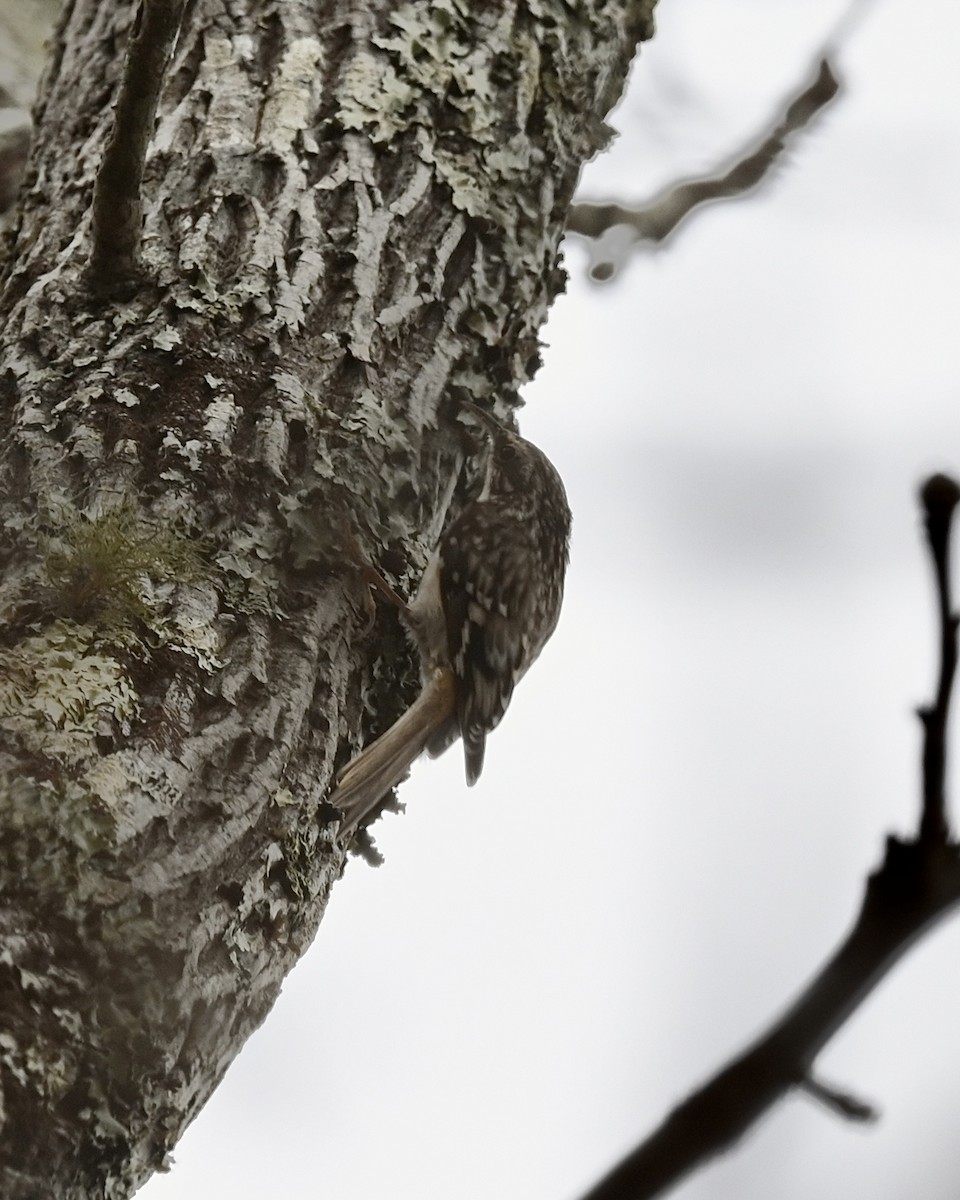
left=330, top=402, right=572, bottom=836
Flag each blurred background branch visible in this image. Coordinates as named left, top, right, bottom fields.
left=580, top=476, right=960, bottom=1200
left=567, top=55, right=840, bottom=282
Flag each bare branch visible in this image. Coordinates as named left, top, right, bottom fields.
left=579, top=477, right=960, bottom=1200
left=86, top=0, right=186, bottom=298
left=568, top=56, right=840, bottom=281
left=797, top=1073, right=878, bottom=1124
left=917, top=473, right=960, bottom=842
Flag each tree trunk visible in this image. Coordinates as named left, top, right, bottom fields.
left=0, top=1, right=654, bottom=1195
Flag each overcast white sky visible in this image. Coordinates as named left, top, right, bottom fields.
left=141, top=2, right=960, bottom=1197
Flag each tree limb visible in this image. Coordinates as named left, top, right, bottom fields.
left=918, top=474, right=960, bottom=842
left=567, top=56, right=840, bottom=281
left=580, top=474, right=960, bottom=1200
left=87, top=0, right=186, bottom=297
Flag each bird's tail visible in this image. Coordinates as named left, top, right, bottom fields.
left=331, top=667, right=457, bottom=836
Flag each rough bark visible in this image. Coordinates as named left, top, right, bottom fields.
left=0, top=1, right=655, bottom=1195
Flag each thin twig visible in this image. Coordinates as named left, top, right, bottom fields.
left=797, top=1073, right=878, bottom=1124
left=578, top=477, right=960, bottom=1200
left=86, top=0, right=186, bottom=298
left=917, top=474, right=960, bottom=843
left=567, top=58, right=839, bottom=257
left=567, top=0, right=883, bottom=280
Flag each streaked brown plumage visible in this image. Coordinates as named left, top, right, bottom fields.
left=331, top=404, right=571, bottom=836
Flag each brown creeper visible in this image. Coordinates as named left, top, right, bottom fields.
left=331, top=403, right=572, bottom=834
